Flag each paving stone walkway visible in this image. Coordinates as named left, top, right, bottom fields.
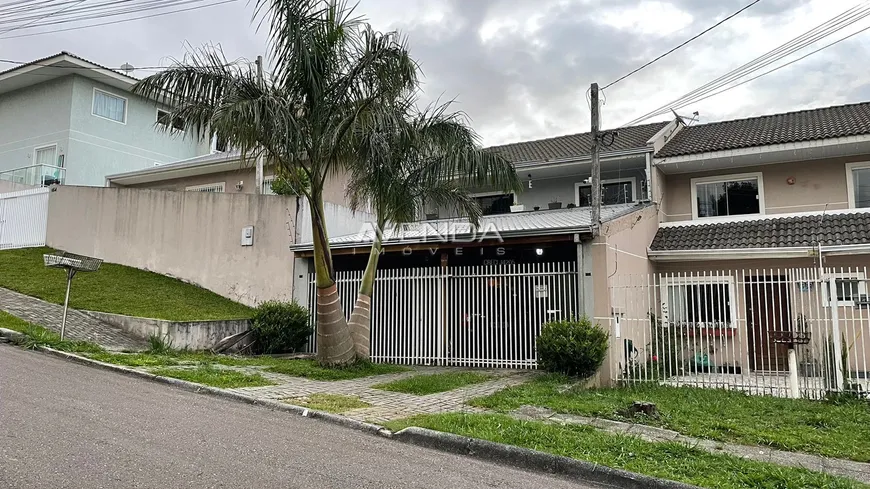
left=511, top=405, right=870, bottom=485
left=0, top=287, right=147, bottom=351
left=225, top=367, right=537, bottom=424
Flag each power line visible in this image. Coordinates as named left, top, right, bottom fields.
left=0, top=0, right=85, bottom=34
left=602, top=0, right=762, bottom=90
left=669, top=21, right=870, bottom=111
left=619, top=1, right=870, bottom=126
left=0, top=0, right=236, bottom=38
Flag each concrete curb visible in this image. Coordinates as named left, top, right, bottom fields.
left=391, top=427, right=702, bottom=489
left=19, top=343, right=700, bottom=489
left=0, top=327, right=27, bottom=344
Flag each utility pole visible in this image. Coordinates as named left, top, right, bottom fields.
left=590, top=82, right=601, bottom=235
left=254, top=55, right=265, bottom=195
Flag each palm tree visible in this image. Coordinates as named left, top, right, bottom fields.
left=132, top=0, right=417, bottom=366
left=344, top=95, right=521, bottom=359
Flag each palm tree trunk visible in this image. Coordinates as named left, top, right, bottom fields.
left=348, top=226, right=383, bottom=360
left=311, top=195, right=355, bottom=366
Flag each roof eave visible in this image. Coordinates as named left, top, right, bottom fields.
left=648, top=243, right=870, bottom=261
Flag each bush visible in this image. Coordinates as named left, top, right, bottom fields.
left=251, top=300, right=312, bottom=354
left=536, top=317, right=609, bottom=379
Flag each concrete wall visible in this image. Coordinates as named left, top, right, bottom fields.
left=0, top=77, right=73, bottom=175
left=65, top=76, right=210, bottom=185
left=45, top=186, right=297, bottom=306
left=660, top=155, right=868, bottom=222
left=83, top=310, right=249, bottom=350
left=587, top=205, right=661, bottom=386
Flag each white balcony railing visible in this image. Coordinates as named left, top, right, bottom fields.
left=0, top=164, right=66, bottom=188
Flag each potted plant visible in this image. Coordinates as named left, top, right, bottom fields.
left=425, top=211, right=439, bottom=220
left=510, top=198, right=525, bottom=213
left=533, top=205, right=540, bottom=211
left=548, top=198, right=562, bottom=210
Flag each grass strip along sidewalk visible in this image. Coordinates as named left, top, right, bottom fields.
left=470, top=375, right=870, bottom=463
left=386, top=413, right=866, bottom=489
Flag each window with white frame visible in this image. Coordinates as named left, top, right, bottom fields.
left=156, top=109, right=184, bottom=132
left=576, top=177, right=636, bottom=207
left=823, top=272, right=868, bottom=306
left=846, top=162, right=870, bottom=208
left=92, top=88, right=127, bottom=123
left=185, top=182, right=225, bottom=193
left=692, top=173, right=762, bottom=219
left=34, top=145, right=57, bottom=167
left=662, top=276, right=735, bottom=328
left=262, top=175, right=276, bottom=195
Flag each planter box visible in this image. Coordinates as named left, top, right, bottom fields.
left=510, top=204, right=525, bottom=213
left=548, top=202, right=562, bottom=210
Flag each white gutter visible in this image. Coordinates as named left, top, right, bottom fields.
left=654, top=133, right=870, bottom=166
left=648, top=243, right=870, bottom=261
left=512, top=147, right=649, bottom=170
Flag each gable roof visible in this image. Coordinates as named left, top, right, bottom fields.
left=0, top=52, right=139, bottom=97
left=650, top=212, right=870, bottom=251
left=656, top=101, right=870, bottom=158
left=487, top=121, right=668, bottom=164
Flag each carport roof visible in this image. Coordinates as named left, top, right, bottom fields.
left=292, top=202, right=648, bottom=251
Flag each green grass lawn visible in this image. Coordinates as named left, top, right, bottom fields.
left=373, top=372, right=493, bottom=395
left=385, top=413, right=865, bottom=489
left=470, top=376, right=870, bottom=462
left=150, top=365, right=274, bottom=388
left=286, top=393, right=372, bottom=413
left=264, top=359, right=410, bottom=381
left=0, top=247, right=252, bottom=321
left=0, top=311, right=106, bottom=354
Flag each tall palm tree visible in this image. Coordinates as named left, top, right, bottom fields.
left=132, top=0, right=417, bottom=366
left=344, top=95, right=521, bottom=359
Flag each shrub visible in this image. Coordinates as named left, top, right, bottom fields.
left=536, top=317, right=608, bottom=379
left=251, top=300, right=312, bottom=354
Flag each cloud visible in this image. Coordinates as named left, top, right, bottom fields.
left=6, top=0, right=869, bottom=146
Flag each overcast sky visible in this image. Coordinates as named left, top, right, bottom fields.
left=5, top=0, right=870, bottom=146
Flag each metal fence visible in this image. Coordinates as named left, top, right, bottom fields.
left=305, top=261, right=580, bottom=368
left=0, top=187, right=50, bottom=250
left=609, top=268, right=870, bottom=399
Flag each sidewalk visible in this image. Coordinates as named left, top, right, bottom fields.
left=0, top=287, right=147, bottom=351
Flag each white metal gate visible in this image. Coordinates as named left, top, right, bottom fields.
left=609, top=268, right=870, bottom=399
left=306, top=261, right=580, bottom=368
left=0, top=187, right=50, bottom=250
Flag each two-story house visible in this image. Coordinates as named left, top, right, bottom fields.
left=0, top=52, right=212, bottom=190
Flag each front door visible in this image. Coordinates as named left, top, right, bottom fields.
left=745, top=276, right=792, bottom=371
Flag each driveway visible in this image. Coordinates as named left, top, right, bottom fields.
left=0, top=345, right=599, bottom=489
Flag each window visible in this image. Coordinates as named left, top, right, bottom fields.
left=576, top=177, right=636, bottom=207
left=662, top=277, right=735, bottom=328
left=846, top=162, right=870, bottom=208
left=824, top=272, right=867, bottom=306
left=156, top=109, right=184, bottom=132
left=692, top=173, right=763, bottom=219
left=473, top=192, right=513, bottom=215
left=92, top=88, right=127, bottom=123
left=262, top=175, right=275, bottom=195
left=34, top=145, right=57, bottom=167
left=185, top=182, right=225, bottom=193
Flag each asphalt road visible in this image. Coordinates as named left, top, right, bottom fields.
left=0, top=345, right=599, bottom=489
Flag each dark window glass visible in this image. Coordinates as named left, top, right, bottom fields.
left=157, top=110, right=184, bottom=132
left=696, top=178, right=759, bottom=217
left=668, top=283, right=731, bottom=325
left=474, top=193, right=513, bottom=215
left=853, top=168, right=870, bottom=208
left=578, top=181, right=634, bottom=207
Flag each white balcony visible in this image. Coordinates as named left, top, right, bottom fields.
left=0, top=164, right=66, bottom=189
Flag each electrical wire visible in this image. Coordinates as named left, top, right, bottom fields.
left=619, top=1, right=870, bottom=126
left=0, top=0, right=85, bottom=34
left=602, top=0, right=762, bottom=90
left=0, top=0, right=210, bottom=27
left=0, top=0, right=236, bottom=38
